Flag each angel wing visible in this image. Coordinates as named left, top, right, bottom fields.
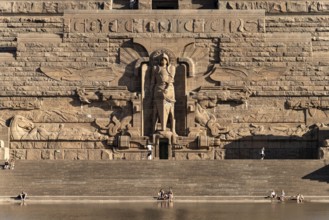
left=40, top=66, right=118, bottom=82
left=120, top=43, right=149, bottom=76
left=210, top=66, right=287, bottom=82
left=180, top=42, right=214, bottom=76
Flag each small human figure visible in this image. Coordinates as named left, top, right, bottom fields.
left=4, top=159, right=10, bottom=169
left=10, top=159, right=15, bottom=170
left=146, top=142, right=153, bottom=160
left=280, top=190, right=285, bottom=201
left=270, top=190, right=277, bottom=199
left=130, top=0, right=135, bottom=9
left=158, top=189, right=165, bottom=200
left=168, top=187, right=174, bottom=202
left=19, top=191, right=27, bottom=201
left=297, top=193, right=304, bottom=203
left=260, top=147, right=265, bottom=160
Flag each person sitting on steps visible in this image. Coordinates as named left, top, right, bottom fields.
left=270, top=190, right=277, bottom=199
left=158, top=189, right=165, bottom=200
left=296, top=193, right=304, bottom=203
left=168, top=187, right=174, bottom=202
left=19, top=191, right=27, bottom=201
left=3, top=159, right=10, bottom=169
left=280, top=189, right=285, bottom=201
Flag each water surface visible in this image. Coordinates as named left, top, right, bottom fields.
left=0, top=202, right=329, bottom=220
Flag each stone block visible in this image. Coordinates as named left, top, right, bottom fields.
left=54, top=150, right=64, bottom=160
left=27, top=149, right=41, bottom=160
left=82, top=142, right=95, bottom=149
left=0, top=2, right=12, bottom=12
left=77, top=149, right=88, bottom=160
left=61, top=142, right=81, bottom=149
left=124, top=153, right=142, bottom=160
left=41, top=149, right=53, bottom=160
left=64, top=150, right=78, bottom=160
left=34, top=142, right=48, bottom=149
left=22, top=142, right=34, bottom=149
left=187, top=153, right=202, bottom=160
left=175, top=151, right=187, bottom=160
left=215, top=149, right=225, bottom=160
left=287, top=2, right=307, bottom=12
left=88, top=149, right=102, bottom=160
left=0, top=147, right=9, bottom=160
left=11, top=149, right=26, bottom=160
left=102, top=150, right=113, bottom=160
left=47, top=142, right=63, bottom=149
left=95, top=142, right=106, bottom=149
left=139, top=0, right=152, bottom=9
left=10, top=142, right=22, bottom=149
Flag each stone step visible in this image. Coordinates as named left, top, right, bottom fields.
left=1, top=160, right=329, bottom=197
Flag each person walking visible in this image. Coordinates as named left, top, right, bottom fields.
left=260, top=147, right=265, bottom=160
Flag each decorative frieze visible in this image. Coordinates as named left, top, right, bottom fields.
left=64, top=10, right=265, bottom=34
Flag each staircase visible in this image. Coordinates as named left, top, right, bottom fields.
left=0, top=160, right=329, bottom=198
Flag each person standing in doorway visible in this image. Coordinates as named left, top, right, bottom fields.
left=260, top=147, right=265, bottom=160
left=147, top=142, right=153, bottom=160
left=130, top=0, right=136, bottom=9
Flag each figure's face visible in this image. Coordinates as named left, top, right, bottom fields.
left=160, top=57, right=167, bottom=66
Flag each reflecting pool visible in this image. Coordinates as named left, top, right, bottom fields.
left=0, top=202, right=329, bottom=220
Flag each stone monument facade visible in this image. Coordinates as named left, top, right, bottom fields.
left=1, top=0, right=329, bottom=160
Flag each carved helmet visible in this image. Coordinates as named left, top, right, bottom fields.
left=159, top=53, right=170, bottom=64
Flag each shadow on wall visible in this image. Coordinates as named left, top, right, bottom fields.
left=302, top=162, right=329, bottom=183
left=223, top=132, right=318, bottom=159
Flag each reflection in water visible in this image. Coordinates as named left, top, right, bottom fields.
left=157, top=201, right=174, bottom=209
left=0, top=202, right=329, bottom=220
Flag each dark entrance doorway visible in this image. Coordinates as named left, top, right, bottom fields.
left=152, top=0, right=178, bottom=9
left=159, top=138, right=169, bottom=159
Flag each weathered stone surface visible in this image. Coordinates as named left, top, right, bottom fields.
left=27, top=149, right=41, bottom=160
left=11, top=149, right=26, bottom=160
left=0, top=2, right=328, bottom=160
left=77, top=149, right=88, bottom=160
left=102, top=150, right=113, bottom=160
left=41, top=150, right=53, bottom=160
left=88, top=149, right=102, bottom=160
left=64, top=150, right=77, bottom=160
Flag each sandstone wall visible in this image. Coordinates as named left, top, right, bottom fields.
left=0, top=1, right=328, bottom=159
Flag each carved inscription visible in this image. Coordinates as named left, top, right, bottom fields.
left=65, top=11, right=264, bottom=34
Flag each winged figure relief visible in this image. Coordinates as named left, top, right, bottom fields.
left=209, top=66, right=287, bottom=83
left=180, top=42, right=214, bottom=77
left=40, top=66, right=119, bottom=82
